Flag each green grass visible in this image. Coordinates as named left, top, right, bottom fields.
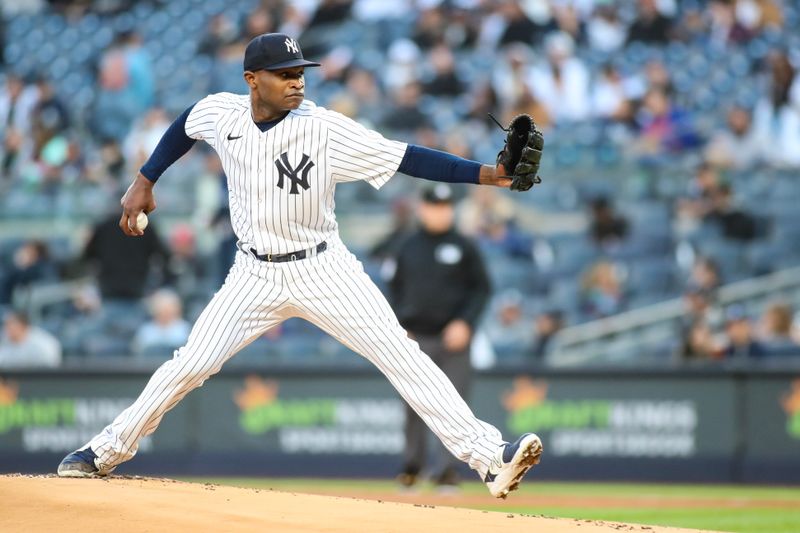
left=180, top=478, right=800, bottom=533
left=499, top=507, right=800, bottom=533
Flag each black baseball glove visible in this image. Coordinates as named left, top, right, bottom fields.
left=492, top=114, right=544, bottom=192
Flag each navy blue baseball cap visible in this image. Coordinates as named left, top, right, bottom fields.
left=421, top=184, right=454, bottom=204
left=243, top=33, right=321, bottom=72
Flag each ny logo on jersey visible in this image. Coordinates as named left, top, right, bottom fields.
left=285, top=38, right=299, bottom=54
left=274, top=152, right=314, bottom=194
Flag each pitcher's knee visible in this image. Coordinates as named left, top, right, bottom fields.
left=160, top=346, right=224, bottom=389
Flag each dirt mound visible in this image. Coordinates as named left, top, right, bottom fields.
left=0, top=475, right=714, bottom=533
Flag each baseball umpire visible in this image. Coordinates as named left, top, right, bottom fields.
left=57, top=33, right=544, bottom=498
left=389, top=184, right=491, bottom=491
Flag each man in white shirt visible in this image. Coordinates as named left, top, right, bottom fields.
left=0, top=310, right=61, bottom=369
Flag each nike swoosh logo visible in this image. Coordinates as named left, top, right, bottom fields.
left=227, top=133, right=242, bottom=140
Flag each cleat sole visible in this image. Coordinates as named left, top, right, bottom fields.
left=499, top=438, right=543, bottom=498
left=57, top=468, right=102, bottom=478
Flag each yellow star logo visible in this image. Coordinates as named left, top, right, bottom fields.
left=0, top=378, right=19, bottom=406
left=781, top=380, right=800, bottom=416
left=234, top=375, right=278, bottom=411
left=503, top=377, right=548, bottom=412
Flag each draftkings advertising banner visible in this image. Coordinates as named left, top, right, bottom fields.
left=0, top=370, right=798, bottom=482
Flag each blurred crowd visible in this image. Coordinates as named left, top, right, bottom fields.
left=1, top=0, right=800, bottom=368
left=2, top=0, right=799, bottom=191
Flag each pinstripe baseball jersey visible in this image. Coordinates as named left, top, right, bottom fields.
left=184, top=92, right=408, bottom=255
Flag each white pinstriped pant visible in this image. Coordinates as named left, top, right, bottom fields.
left=89, top=237, right=504, bottom=478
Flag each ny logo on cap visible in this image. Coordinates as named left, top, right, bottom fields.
left=285, top=38, right=299, bottom=54
left=275, top=152, right=314, bottom=194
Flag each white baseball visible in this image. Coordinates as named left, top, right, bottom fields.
left=131, top=211, right=148, bottom=231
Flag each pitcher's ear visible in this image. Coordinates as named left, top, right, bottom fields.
left=243, top=71, right=257, bottom=89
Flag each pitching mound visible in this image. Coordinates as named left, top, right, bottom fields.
left=0, top=475, right=713, bottom=532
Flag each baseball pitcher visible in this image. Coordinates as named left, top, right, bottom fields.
left=57, top=33, right=544, bottom=499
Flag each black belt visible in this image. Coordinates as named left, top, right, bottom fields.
left=250, top=241, right=327, bottom=263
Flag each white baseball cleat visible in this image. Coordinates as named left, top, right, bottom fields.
left=484, top=433, right=543, bottom=498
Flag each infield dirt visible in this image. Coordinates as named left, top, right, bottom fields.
left=0, top=474, right=718, bottom=532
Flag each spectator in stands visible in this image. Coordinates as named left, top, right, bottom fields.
left=588, top=196, right=629, bottom=249
left=306, top=0, right=353, bottom=30
left=708, top=0, right=753, bottom=46
left=198, top=13, right=239, bottom=58
left=192, top=150, right=227, bottom=257
left=384, top=39, right=421, bottom=93
left=643, top=60, right=675, bottom=96
left=554, top=4, right=586, bottom=45
left=681, top=319, right=718, bottom=361
left=116, top=29, right=155, bottom=112
left=484, top=290, right=533, bottom=357
left=441, top=7, right=477, bottom=50
left=82, top=208, right=171, bottom=302
left=209, top=37, right=249, bottom=95
left=0, top=73, right=38, bottom=178
left=752, top=50, right=800, bottom=168
left=676, top=162, right=722, bottom=233
left=688, top=257, right=722, bottom=295
left=132, top=289, right=191, bottom=357
left=496, top=1, right=548, bottom=47
left=325, top=93, right=359, bottom=120
left=29, top=133, right=83, bottom=195
left=92, top=31, right=155, bottom=141
left=0, top=310, right=61, bottom=368
left=167, top=224, right=207, bottom=307
left=719, top=306, right=766, bottom=359
left=529, top=32, right=590, bottom=124
left=465, top=80, right=500, bottom=131
left=352, top=0, right=412, bottom=49
left=492, top=44, right=534, bottom=114
left=587, top=4, right=626, bottom=52
left=123, top=107, right=170, bottom=175
left=627, top=0, right=673, bottom=44
left=30, top=75, right=70, bottom=160
left=476, top=214, right=534, bottom=261
left=381, top=82, right=431, bottom=135
left=677, top=285, right=722, bottom=361
left=242, top=7, right=275, bottom=41
left=422, top=44, right=465, bottom=98
left=317, top=46, right=354, bottom=93
left=758, top=302, right=800, bottom=357
left=746, top=0, right=784, bottom=31
left=704, top=183, right=759, bottom=241
left=122, top=29, right=153, bottom=105
left=674, top=6, right=707, bottom=44
left=441, top=130, right=473, bottom=160
left=504, top=87, right=552, bottom=132
left=635, top=88, right=701, bottom=156
left=704, top=106, right=761, bottom=170
left=458, top=186, right=516, bottom=237
left=0, top=240, right=57, bottom=305
left=340, top=67, right=383, bottom=125
left=412, top=6, right=447, bottom=50
left=590, top=64, right=643, bottom=124
left=86, top=138, right=126, bottom=185
left=580, top=261, right=625, bottom=319
left=532, top=308, right=564, bottom=359
left=413, top=6, right=478, bottom=51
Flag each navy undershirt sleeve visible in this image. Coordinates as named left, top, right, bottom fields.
left=397, top=144, right=481, bottom=184
left=139, top=104, right=197, bottom=182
